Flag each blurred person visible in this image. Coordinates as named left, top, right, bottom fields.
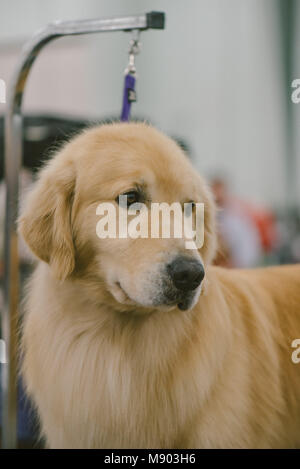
left=211, top=176, right=275, bottom=268
left=275, top=209, right=300, bottom=265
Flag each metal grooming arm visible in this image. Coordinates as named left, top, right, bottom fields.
left=2, top=11, right=165, bottom=449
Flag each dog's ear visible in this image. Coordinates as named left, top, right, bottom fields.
left=19, top=157, right=76, bottom=281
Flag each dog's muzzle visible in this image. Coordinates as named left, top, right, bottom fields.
left=160, top=256, right=205, bottom=311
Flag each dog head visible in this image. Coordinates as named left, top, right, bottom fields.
left=19, top=123, right=217, bottom=313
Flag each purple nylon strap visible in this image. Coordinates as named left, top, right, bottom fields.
left=120, top=73, right=136, bottom=122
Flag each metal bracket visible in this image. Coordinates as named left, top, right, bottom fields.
left=2, top=11, right=165, bottom=449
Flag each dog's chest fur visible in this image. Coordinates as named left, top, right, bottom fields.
left=23, top=272, right=205, bottom=448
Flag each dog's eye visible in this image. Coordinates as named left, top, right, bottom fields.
left=117, top=190, right=141, bottom=208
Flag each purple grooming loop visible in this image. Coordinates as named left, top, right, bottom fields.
left=120, top=30, right=141, bottom=121
left=121, top=73, right=136, bottom=121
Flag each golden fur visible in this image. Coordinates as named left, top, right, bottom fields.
left=19, top=123, right=300, bottom=448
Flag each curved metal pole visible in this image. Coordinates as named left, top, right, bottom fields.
left=2, top=11, right=165, bottom=449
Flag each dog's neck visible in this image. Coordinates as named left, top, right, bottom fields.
left=30, top=262, right=233, bottom=424
left=36, top=262, right=232, bottom=376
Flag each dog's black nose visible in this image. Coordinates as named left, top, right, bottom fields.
left=167, top=257, right=205, bottom=292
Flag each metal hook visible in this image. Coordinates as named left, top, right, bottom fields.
left=125, top=29, right=141, bottom=76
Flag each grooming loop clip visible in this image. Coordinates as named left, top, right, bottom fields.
left=124, top=30, right=141, bottom=76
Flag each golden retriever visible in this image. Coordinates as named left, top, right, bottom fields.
left=19, top=122, right=300, bottom=448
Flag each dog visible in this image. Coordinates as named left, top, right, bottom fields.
left=19, top=122, right=300, bottom=448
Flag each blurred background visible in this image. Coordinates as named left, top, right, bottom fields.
left=0, top=0, right=300, bottom=447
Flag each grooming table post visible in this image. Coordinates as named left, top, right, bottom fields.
left=2, top=11, right=165, bottom=449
